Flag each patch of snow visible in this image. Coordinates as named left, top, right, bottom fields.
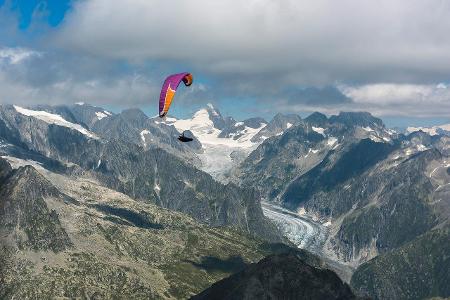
left=387, top=129, right=396, bottom=135
left=416, top=144, right=427, bottom=151
left=0, top=141, right=13, bottom=148
left=14, top=105, right=97, bottom=139
left=298, top=207, right=306, bottom=215
left=383, top=136, right=391, bottom=142
left=235, top=122, right=244, bottom=127
left=362, top=126, right=374, bottom=132
left=75, top=102, right=85, bottom=105
left=327, top=137, right=338, bottom=146
left=104, top=110, right=112, bottom=116
left=140, top=130, right=150, bottom=146
left=369, top=135, right=383, bottom=143
left=286, top=122, right=293, bottom=129
left=323, top=221, right=332, bottom=227
left=312, top=126, right=325, bottom=136
left=95, top=111, right=108, bottom=120
left=165, top=117, right=177, bottom=122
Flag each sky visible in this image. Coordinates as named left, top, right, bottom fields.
left=0, top=0, right=449, bottom=128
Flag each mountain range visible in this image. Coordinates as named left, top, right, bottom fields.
left=0, top=102, right=449, bottom=299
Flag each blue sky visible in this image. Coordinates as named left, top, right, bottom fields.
left=0, top=0, right=450, bottom=128
left=6, top=0, right=71, bottom=28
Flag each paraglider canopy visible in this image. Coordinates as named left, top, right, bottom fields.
left=159, top=72, right=193, bottom=118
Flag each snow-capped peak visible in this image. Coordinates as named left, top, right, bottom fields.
left=154, top=106, right=270, bottom=182
left=407, top=124, right=450, bottom=136
left=13, top=105, right=98, bottom=139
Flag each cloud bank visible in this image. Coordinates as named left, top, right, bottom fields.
left=0, top=0, right=449, bottom=122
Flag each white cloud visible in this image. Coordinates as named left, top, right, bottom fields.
left=0, top=50, right=159, bottom=106
left=56, top=0, right=450, bottom=85
left=339, top=83, right=450, bottom=117
left=0, top=47, right=41, bottom=65
left=1, top=2, right=450, bottom=121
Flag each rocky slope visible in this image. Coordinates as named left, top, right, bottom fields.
left=92, top=107, right=202, bottom=162
left=233, top=111, right=450, bottom=299
left=251, top=113, right=301, bottom=143
left=351, top=226, right=450, bottom=300
left=234, top=111, right=392, bottom=201
left=0, top=104, right=281, bottom=242
left=273, top=134, right=449, bottom=265
left=0, top=157, right=286, bottom=299
left=192, top=251, right=361, bottom=300
left=0, top=164, right=73, bottom=252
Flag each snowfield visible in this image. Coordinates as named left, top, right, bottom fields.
left=14, top=105, right=98, bottom=139
left=161, top=107, right=266, bottom=181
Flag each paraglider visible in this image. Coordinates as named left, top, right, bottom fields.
left=158, top=72, right=193, bottom=118
left=158, top=72, right=194, bottom=142
left=178, top=131, right=194, bottom=143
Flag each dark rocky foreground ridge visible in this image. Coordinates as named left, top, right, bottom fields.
left=192, top=251, right=362, bottom=300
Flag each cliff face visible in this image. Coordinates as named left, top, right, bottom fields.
left=0, top=161, right=72, bottom=252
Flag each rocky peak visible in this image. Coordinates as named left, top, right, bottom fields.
left=0, top=157, right=12, bottom=181
left=305, top=112, right=328, bottom=126
left=204, top=103, right=229, bottom=130
left=5, top=165, right=61, bottom=198
left=243, top=117, right=267, bottom=129
left=330, top=111, right=384, bottom=128
left=69, top=103, right=113, bottom=127
left=120, top=108, right=148, bottom=123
